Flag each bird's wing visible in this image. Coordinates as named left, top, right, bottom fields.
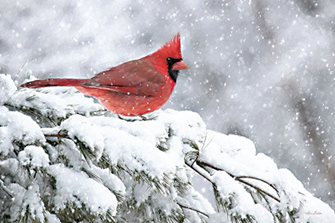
left=84, top=59, right=166, bottom=96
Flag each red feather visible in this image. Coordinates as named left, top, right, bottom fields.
left=20, top=34, right=187, bottom=117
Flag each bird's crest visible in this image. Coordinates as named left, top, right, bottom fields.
left=153, top=33, right=182, bottom=60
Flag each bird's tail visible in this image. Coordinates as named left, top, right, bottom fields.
left=20, top=78, right=90, bottom=89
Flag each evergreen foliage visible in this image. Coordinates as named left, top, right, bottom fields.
left=1, top=74, right=334, bottom=222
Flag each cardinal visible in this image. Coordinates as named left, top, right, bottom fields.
left=20, top=34, right=188, bottom=118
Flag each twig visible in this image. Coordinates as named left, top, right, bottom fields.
left=234, top=176, right=280, bottom=202
left=185, top=161, right=214, bottom=186
left=235, top=175, right=279, bottom=194
left=202, top=132, right=215, bottom=151
left=0, top=180, right=14, bottom=198
left=196, top=160, right=280, bottom=203
left=177, top=202, right=209, bottom=218
left=16, top=61, right=27, bottom=77
left=190, top=131, right=215, bottom=167
left=44, top=130, right=71, bottom=144
left=198, top=160, right=279, bottom=195
left=44, top=134, right=71, bottom=139
left=186, top=140, right=280, bottom=203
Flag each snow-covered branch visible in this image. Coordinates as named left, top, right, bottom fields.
left=1, top=74, right=334, bottom=222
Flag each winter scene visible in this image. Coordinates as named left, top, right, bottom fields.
left=1, top=0, right=335, bottom=222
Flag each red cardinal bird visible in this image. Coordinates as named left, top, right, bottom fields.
left=20, top=34, right=188, bottom=117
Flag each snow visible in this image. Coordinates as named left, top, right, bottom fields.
left=48, top=164, right=118, bottom=216
left=199, top=130, right=335, bottom=222
left=21, top=184, right=47, bottom=221
left=18, top=145, right=50, bottom=168
left=0, top=106, right=45, bottom=157
left=89, top=165, right=126, bottom=198
left=1, top=1, right=335, bottom=209
left=60, top=115, right=105, bottom=161
left=56, top=109, right=206, bottom=182
left=212, top=171, right=273, bottom=222
left=0, top=74, right=16, bottom=105
left=277, top=169, right=335, bottom=223
left=10, top=87, right=105, bottom=120
left=200, top=131, right=278, bottom=180
left=1, top=72, right=335, bottom=221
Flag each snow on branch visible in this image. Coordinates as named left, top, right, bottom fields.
left=0, top=74, right=334, bottom=222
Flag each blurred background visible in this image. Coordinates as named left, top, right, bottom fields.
left=1, top=0, right=334, bottom=209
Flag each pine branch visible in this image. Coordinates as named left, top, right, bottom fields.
left=44, top=133, right=71, bottom=140
left=185, top=150, right=280, bottom=203
left=196, top=160, right=280, bottom=203
left=235, top=175, right=279, bottom=194
left=0, top=180, right=14, bottom=198
left=177, top=202, right=209, bottom=218
left=185, top=158, right=213, bottom=186
left=44, top=131, right=96, bottom=165
left=4, top=102, right=59, bottom=128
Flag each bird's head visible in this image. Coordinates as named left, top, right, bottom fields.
left=149, top=33, right=188, bottom=82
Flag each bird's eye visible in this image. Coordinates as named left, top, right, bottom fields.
left=167, top=57, right=172, bottom=61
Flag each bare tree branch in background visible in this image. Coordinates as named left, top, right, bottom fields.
left=295, top=0, right=320, bottom=16
left=287, top=82, right=335, bottom=198
left=252, top=0, right=275, bottom=43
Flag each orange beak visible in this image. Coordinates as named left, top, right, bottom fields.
left=172, top=60, right=188, bottom=70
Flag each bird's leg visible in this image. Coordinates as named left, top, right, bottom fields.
left=56, top=129, right=70, bottom=143
left=137, top=115, right=147, bottom=120
left=116, top=114, right=146, bottom=121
